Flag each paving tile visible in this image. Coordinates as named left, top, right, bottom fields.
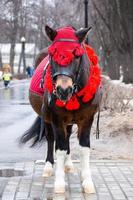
left=0, top=161, right=133, bottom=199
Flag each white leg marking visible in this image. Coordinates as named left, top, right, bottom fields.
left=54, top=150, right=66, bottom=193
left=65, top=154, right=74, bottom=173
left=42, top=161, right=53, bottom=177
left=80, top=146, right=95, bottom=194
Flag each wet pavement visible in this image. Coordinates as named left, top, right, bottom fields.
left=0, top=80, right=45, bottom=162
left=0, top=160, right=133, bottom=200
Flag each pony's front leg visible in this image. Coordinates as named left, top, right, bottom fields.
left=43, top=123, right=54, bottom=177
left=55, top=149, right=66, bottom=193
left=79, top=121, right=95, bottom=194
left=65, top=153, right=74, bottom=173
left=80, top=146, right=95, bottom=194
left=53, top=126, right=68, bottom=193
left=65, top=125, right=74, bottom=173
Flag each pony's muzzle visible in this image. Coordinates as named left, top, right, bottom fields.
left=55, top=75, right=73, bottom=101
left=56, top=86, right=73, bottom=101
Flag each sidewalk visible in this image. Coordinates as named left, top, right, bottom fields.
left=0, top=160, right=133, bottom=200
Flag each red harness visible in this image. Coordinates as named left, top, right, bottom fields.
left=30, top=44, right=101, bottom=110
left=30, top=25, right=101, bottom=110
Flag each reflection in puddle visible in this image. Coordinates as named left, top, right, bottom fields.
left=11, top=102, right=30, bottom=105
left=3, top=88, right=12, bottom=101
left=0, top=82, right=29, bottom=102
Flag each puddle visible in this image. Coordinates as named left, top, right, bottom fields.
left=11, top=102, right=30, bottom=105
left=0, top=168, right=24, bottom=177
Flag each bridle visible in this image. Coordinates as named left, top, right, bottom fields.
left=52, top=38, right=80, bottom=43
left=40, top=38, right=88, bottom=101
left=50, top=38, right=86, bottom=94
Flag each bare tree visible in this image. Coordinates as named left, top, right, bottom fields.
left=4, top=0, right=21, bottom=73
left=89, top=0, right=133, bottom=83
left=0, top=0, right=132, bottom=82
left=0, top=50, right=2, bottom=69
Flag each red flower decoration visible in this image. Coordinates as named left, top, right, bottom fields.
left=43, top=44, right=101, bottom=110
left=48, top=42, right=84, bottom=66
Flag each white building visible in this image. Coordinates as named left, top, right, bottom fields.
left=0, top=43, right=39, bottom=73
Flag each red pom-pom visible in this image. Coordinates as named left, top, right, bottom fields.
left=55, top=95, right=80, bottom=110
left=66, top=95, right=80, bottom=110
left=56, top=99, right=66, bottom=107
left=74, top=46, right=84, bottom=56
left=48, top=46, right=56, bottom=55
left=48, top=42, right=84, bottom=66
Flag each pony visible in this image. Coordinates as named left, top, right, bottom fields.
left=20, top=25, right=102, bottom=194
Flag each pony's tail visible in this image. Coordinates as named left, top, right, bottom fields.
left=19, top=116, right=45, bottom=147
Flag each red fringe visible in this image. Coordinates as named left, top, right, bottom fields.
left=77, top=66, right=101, bottom=102
left=43, top=65, right=53, bottom=93
left=43, top=44, right=101, bottom=110
left=48, top=43, right=84, bottom=66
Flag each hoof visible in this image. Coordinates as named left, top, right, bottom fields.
left=82, top=179, right=95, bottom=194
left=65, top=155, right=74, bottom=173
left=54, top=181, right=65, bottom=194
left=65, top=164, right=75, bottom=173
left=42, top=162, right=53, bottom=177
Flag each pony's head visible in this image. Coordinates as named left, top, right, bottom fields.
left=45, top=25, right=91, bottom=102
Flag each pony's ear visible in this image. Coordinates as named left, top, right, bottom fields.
left=45, top=25, right=57, bottom=41
left=75, top=27, right=92, bottom=43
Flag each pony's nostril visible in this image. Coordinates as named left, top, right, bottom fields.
left=66, top=86, right=73, bottom=94
left=56, top=86, right=73, bottom=101
left=56, top=86, right=63, bottom=94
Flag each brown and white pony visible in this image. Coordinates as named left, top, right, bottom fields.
left=20, top=25, right=102, bottom=194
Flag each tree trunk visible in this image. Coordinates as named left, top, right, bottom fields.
left=9, top=0, right=21, bottom=74
left=106, top=55, right=120, bottom=80
left=122, top=53, right=133, bottom=83
left=0, top=50, right=2, bottom=69
left=10, top=42, right=15, bottom=74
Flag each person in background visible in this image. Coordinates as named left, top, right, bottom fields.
left=2, top=64, right=12, bottom=88
left=26, top=66, right=34, bottom=78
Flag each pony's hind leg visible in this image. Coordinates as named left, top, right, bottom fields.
left=43, top=123, right=54, bottom=177
left=79, top=118, right=95, bottom=194
left=65, top=125, right=74, bottom=173
left=65, top=154, right=74, bottom=173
